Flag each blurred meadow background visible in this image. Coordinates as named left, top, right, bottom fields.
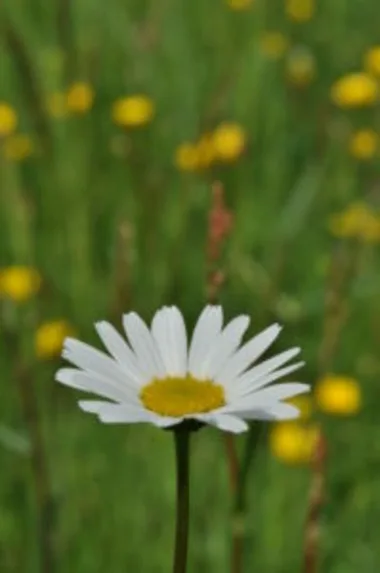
left=1, top=0, right=380, bottom=571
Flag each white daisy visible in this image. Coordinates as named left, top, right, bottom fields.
left=56, top=306, right=309, bottom=434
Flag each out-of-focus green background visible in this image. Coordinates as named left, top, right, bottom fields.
left=1, top=0, right=380, bottom=571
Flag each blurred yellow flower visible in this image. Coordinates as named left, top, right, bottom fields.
left=285, top=48, right=316, bottom=87
left=0, top=102, right=18, bottom=137
left=349, top=129, right=378, bottom=160
left=315, top=374, right=361, bottom=416
left=112, top=95, right=154, bottom=127
left=285, top=0, right=315, bottom=22
left=174, top=142, right=200, bottom=172
left=3, top=134, right=34, bottom=161
left=329, top=202, right=380, bottom=242
left=363, top=46, right=380, bottom=76
left=0, top=266, right=41, bottom=303
left=67, top=82, right=94, bottom=114
left=226, top=0, right=254, bottom=10
left=286, top=395, right=313, bottom=421
left=174, top=135, right=216, bottom=171
left=260, top=32, right=289, bottom=59
left=212, top=122, right=246, bottom=162
left=331, top=73, right=378, bottom=108
left=35, top=320, right=75, bottom=360
left=46, top=92, right=68, bottom=119
left=196, top=134, right=216, bottom=168
left=269, top=422, right=319, bottom=465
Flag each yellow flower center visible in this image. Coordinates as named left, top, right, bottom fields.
left=140, top=375, right=225, bottom=417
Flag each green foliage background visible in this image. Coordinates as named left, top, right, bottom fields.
left=1, top=0, right=380, bottom=571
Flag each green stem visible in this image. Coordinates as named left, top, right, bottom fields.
left=235, top=423, right=263, bottom=512
left=231, top=423, right=263, bottom=573
left=173, top=428, right=191, bottom=573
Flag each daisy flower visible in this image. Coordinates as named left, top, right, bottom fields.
left=56, top=306, right=309, bottom=434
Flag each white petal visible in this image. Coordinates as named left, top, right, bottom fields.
left=123, top=312, right=165, bottom=379
left=226, top=383, right=310, bottom=412
left=78, top=400, right=115, bottom=413
left=151, top=306, right=187, bottom=376
left=236, top=361, right=305, bottom=395
left=56, top=368, right=139, bottom=403
left=266, top=402, right=301, bottom=420
left=148, top=416, right=183, bottom=428
left=98, top=403, right=154, bottom=423
left=200, top=315, right=250, bottom=379
left=217, top=323, right=282, bottom=384
left=194, top=413, right=248, bottom=434
left=234, top=347, right=301, bottom=389
left=63, top=338, right=127, bottom=386
left=249, top=382, right=309, bottom=402
left=94, top=321, right=146, bottom=384
left=97, top=403, right=180, bottom=427
left=188, top=306, right=223, bottom=377
left=229, top=402, right=301, bottom=421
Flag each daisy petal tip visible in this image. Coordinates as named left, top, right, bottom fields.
left=224, top=418, right=249, bottom=434
left=276, top=403, right=301, bottom=420
left=64, top=336, right=78, bottom=346
left=55, top=370, right=64, bottom=383
left=299, top=382, right=311, bottom=393
left=123, top=311, right=138, bottom=322
left=77, top=400, right=104, bottom=413
left=55, top=368, right=75, bottom=384
left=61, top=348, right=72, bottom=362
left=207, top=304, right=222, bottom=314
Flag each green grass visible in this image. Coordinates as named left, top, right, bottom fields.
left=1, top=0, right=380, bottom=571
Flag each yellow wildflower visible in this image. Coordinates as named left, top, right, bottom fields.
left=46, top=92, right=68, bottom=119
left=329, top=202, right=380, bottom=242
left=315, top=374, right=361, bottom=416
left=0, top=266, right=41, bottom=303
left=226, top=0, right=254, bottom=10
left=0, top=102, right=18, bottom=137
left=3, top=134, right=34, bottom=161
left=331, top=73, right=378, bottom=108
left=286, top=395, right=313, bottom=421
left=174, top=142, right=200, bottom=172
left=363, top=46, right=380, bottom=76
left=212, top=122, right=246, bottom=162
left=260, top=32, right=289, bottom=59
left=285, top=47, right=316, bottom=87
left=285, top=0, right=314, bottom=22
left=67, top=82, right=94, bottom=114
left=349, top=129, right=378, bottom=160
left=112, top=95, right=154, bottom=127
left=269, top=423, right=319, bottom=465
left=35, top=320, right=75, bottom=360
left=196, top=134, right=216, bottom=168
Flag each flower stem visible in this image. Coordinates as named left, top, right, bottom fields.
left=173, top=428, right=191, bottom=573
left=231, top=422, right=263, bottom=573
